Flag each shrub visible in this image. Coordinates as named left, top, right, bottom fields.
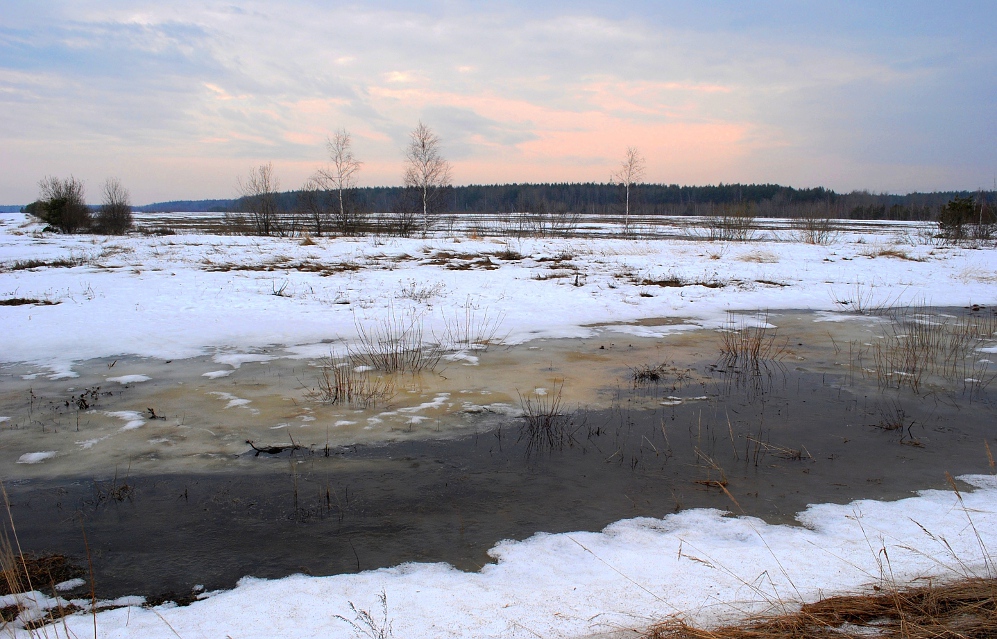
left=938, top=196, right=995, bottom=242
left=32, top=176, right=91, bottom=233
left=94, top=178, right=133, bottom=234
left=703, top=203, right=756, bottom=241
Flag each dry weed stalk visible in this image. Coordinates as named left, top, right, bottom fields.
left=2, top=482, right=83, bottom=637
left=438, top=302, right=506, bottom=351
left=334, top=589, right=394, bottom=639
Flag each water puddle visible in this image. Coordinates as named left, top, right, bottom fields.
left=1, top=309, right=995, bottom=600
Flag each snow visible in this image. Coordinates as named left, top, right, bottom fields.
left=16, top=451, right=57, bottom=464
left=105, top=410, right=147, bottom=431
left=2, top=213, right=994, bottom=376
left=2, top=212, right=996, bottom=637
left=107, top=374, right=151, bottom=384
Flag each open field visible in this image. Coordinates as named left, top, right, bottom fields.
left=1, top=211, right=996, bottom=638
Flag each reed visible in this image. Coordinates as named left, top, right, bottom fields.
left=350, top=308, right=445, bottom=374
left=869, top=304, right=997, bottom=394
left=517, top=381, right=572, bottom=454
left=308, top=355, right=394, bottom=408
left=717, top=313, right=787, bottom=370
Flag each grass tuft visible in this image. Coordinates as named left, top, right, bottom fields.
left=307, top=356, right=395, bottom=408
left=645, top=577, right=997, bottom=639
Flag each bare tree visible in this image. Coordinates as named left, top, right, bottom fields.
left=95, top=177, right=133, bottom=234
left=316, top=129, right=364, bottom=234
left=238, top=162, right=282, bottom=236
left=612, top=147, right=646, bottom=233
left=403, top=121, right=452, bottom=234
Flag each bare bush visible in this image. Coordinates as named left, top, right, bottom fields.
left=517, top=199, right=582, bottom=238
left=94, top=177, right=132, bottom=235
left=297, top=177, right=332, bottom=237
left=238, top=163, right=284, bottom=236
left=702, top=203, right=756, bottom=241
left=33, top=176, right=90, bottom=233
left=790, top=203, right=839, bottom=244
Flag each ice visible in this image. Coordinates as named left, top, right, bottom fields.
left=107, top=374, right=151, bottom=384
left=16, top=451, right=57, bottom=464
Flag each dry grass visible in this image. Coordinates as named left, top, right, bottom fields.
left=718, top=313, right=787, bottom=370
left=350, top=308, right=445, bottom=374
left=517, top=381, right=571, bottom=454
left=860, top=246, right=927, bottom=262
left=737, top=251, right=780, bottom=264
left=645, top=577, right=997, bottom=639
left=203, top=259, right=360, bottom=275
left=866, top=304, right=997, bottom=393
left=1, top=257, right=87, bottom=272
left=307, top=356, right=395, bottom=408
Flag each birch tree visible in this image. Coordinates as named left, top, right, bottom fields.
left=317, top=129, right=364, bottom=234
left=403, top=121, right=452, bottom=234
left=612, top=147, right=646, bottom=233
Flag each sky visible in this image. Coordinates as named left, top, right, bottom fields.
left=0, top=1, right=995, bottom=205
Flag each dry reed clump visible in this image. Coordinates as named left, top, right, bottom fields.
left=644, top=577, right=997, bottom=639
left=350, top=308, right=445, bottom=374
left=438, top=303, right=506, bottom=351
left=1, top=553, right=83, bottom=599
left=307, top=356, right=395, bottom=408
left=866, top=304, right=997, bottom=393
left=830, top=282, right=909, bottom=315
left=517, top=381, right=572, bottom=454
left=717, top=313, right=787, bottom=370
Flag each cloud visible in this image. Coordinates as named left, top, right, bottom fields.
left=0, top=1, right=994, bottom=203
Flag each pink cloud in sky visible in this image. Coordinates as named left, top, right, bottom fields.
left=363, top=83, right=753, bottom=184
